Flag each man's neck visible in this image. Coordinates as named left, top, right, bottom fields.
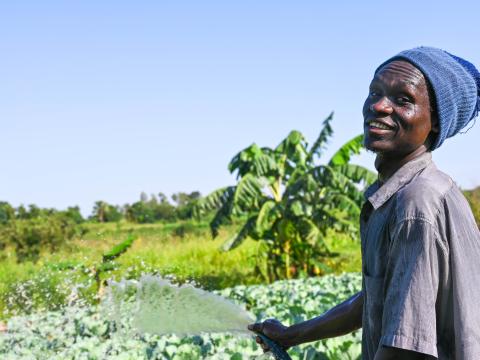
left=375, top=146, right=429, bottom=183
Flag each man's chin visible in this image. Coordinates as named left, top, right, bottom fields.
left=364, top=139, right=393, bottom=155
left=364, top=143, right=383, bottom=154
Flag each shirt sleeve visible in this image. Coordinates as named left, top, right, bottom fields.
left=380, top=218, right=447, bottom=358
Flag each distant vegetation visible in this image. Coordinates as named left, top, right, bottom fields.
left=0, top=191, right=209, bottom=263
left=0, top=204, right=82, bottom=263
left=0, top=190, right=204, bottom=227
left=464, top=186, right=480, bottom=227
left=91, top=191, right=203, bottom=224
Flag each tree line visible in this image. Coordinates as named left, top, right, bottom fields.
left=0, top=191, right=206, bottom=263
left=90, top=191, right=203, bottom=223
left=0, top=191, right=204, bottom=226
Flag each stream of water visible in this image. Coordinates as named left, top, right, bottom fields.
left=103, top=275, right=255, bottom=336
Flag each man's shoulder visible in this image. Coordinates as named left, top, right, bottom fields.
left=394, top=163, right=454, bottom=221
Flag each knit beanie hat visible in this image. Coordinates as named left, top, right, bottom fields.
left=375, top=46, right=480, bottom=150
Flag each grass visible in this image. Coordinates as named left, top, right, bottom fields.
left=60, top=220, right=263, bottom=287
left=0, top=219, right=361, bottom=319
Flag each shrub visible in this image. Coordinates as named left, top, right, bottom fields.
left=0, top=202, right=15, bottom=225
left=61, top=206, right=85, bottom=224
left=0, top=214, right=79, bottom=263
left=172, top=222, right=201, bottom=238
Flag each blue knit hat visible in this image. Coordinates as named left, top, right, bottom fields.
left=376, top=46, right=480, bottom=150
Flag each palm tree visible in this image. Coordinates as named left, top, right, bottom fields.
left=195, top=113, right=376, bottom=281
left=92, top=201, right=108, bottom=223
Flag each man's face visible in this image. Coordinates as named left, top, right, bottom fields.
left=363, top=60, right=438, bottom=157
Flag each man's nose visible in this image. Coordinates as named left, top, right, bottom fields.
left=369, top=97, right=393, bottom=114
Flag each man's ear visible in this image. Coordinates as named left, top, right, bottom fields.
left=431, top=113, right=440, bottom=134
left=426, top=113, right=440, bottom=150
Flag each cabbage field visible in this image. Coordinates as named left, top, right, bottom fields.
left=0, top=273, right=362, bottom=360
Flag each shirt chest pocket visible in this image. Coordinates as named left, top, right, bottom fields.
left=362, top=212, right=392, bottom=277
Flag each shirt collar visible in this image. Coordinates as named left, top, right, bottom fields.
left=364, top=152, right=433, bottom=210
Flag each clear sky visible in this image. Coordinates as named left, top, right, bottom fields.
left=1, top=1, right=479, bottom=216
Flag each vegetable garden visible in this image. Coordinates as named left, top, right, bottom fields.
left=0, top=273, right=362, bottom=360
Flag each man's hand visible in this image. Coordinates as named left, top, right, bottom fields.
left=248, top=319, right=296, bottom=352
left=247, top=291, right=363, bottom=353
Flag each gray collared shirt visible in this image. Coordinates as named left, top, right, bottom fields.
left=360, top=152, right=480, bottom=359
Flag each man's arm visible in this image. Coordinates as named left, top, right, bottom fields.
left=249, top=291, right=363, bottom=349
left=288, top=290, right=363, bottom=345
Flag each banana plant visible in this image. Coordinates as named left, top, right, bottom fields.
left=93, top=234, right=137, bottom=296
left=195, top=113, right=376, bottom=281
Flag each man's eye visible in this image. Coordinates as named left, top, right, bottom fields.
left=396, top=97, right=411, bottom=104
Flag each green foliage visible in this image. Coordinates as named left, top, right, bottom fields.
left=125, top=201, right=155, bottom=223
left=0, top=220, right=361, bottom=318
left=61, top=206, right=85, bottom=224
left=196, top=114, right=376, bottom=282
left=172, top=222, right=203, bottom=238
left=172, top=191, right=202, bottom=219
left=125, top=191, right=204, bottom=223
left=102, top=234, right=136, bottom=262
left=90, top=201, right=123, bottom=223
left=1, top=269, right=74, bottom=316
left=125, top=193, right=177, bottom=223
left=0, top=202, right=84, bottom=225
left=0, top=214, right=79, bottom=263
left=0, top=273, right=362, bottom=359
left=464, top=186, right=480, bottom=227
left=14, top=204, right=59, bottom=220
left=0, top=202, right=15, bottom=225
left=0, top=202, right=14, bottom=253
left=0, top=191, right=206, bottom=229
left=0, top=203, right=83, bottom=261
left=328, top=135, right=364, bottom=166
left=93, top=234, right=137, bottom=294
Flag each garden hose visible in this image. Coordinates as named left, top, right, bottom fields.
left=257, top=334, right=292, bottom=360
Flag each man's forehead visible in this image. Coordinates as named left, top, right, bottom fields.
left=374, top=60, right=426, bottom=87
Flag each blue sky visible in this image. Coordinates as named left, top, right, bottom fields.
left=1, top=1, right=479, bottom=216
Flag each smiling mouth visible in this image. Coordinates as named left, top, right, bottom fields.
left=367, top=120, right=394, bottom=130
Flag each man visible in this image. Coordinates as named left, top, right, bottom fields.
left=248, top=47, right=480, bottom=359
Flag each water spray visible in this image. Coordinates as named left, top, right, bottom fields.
left=104, top=275, right=292, bottom=359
